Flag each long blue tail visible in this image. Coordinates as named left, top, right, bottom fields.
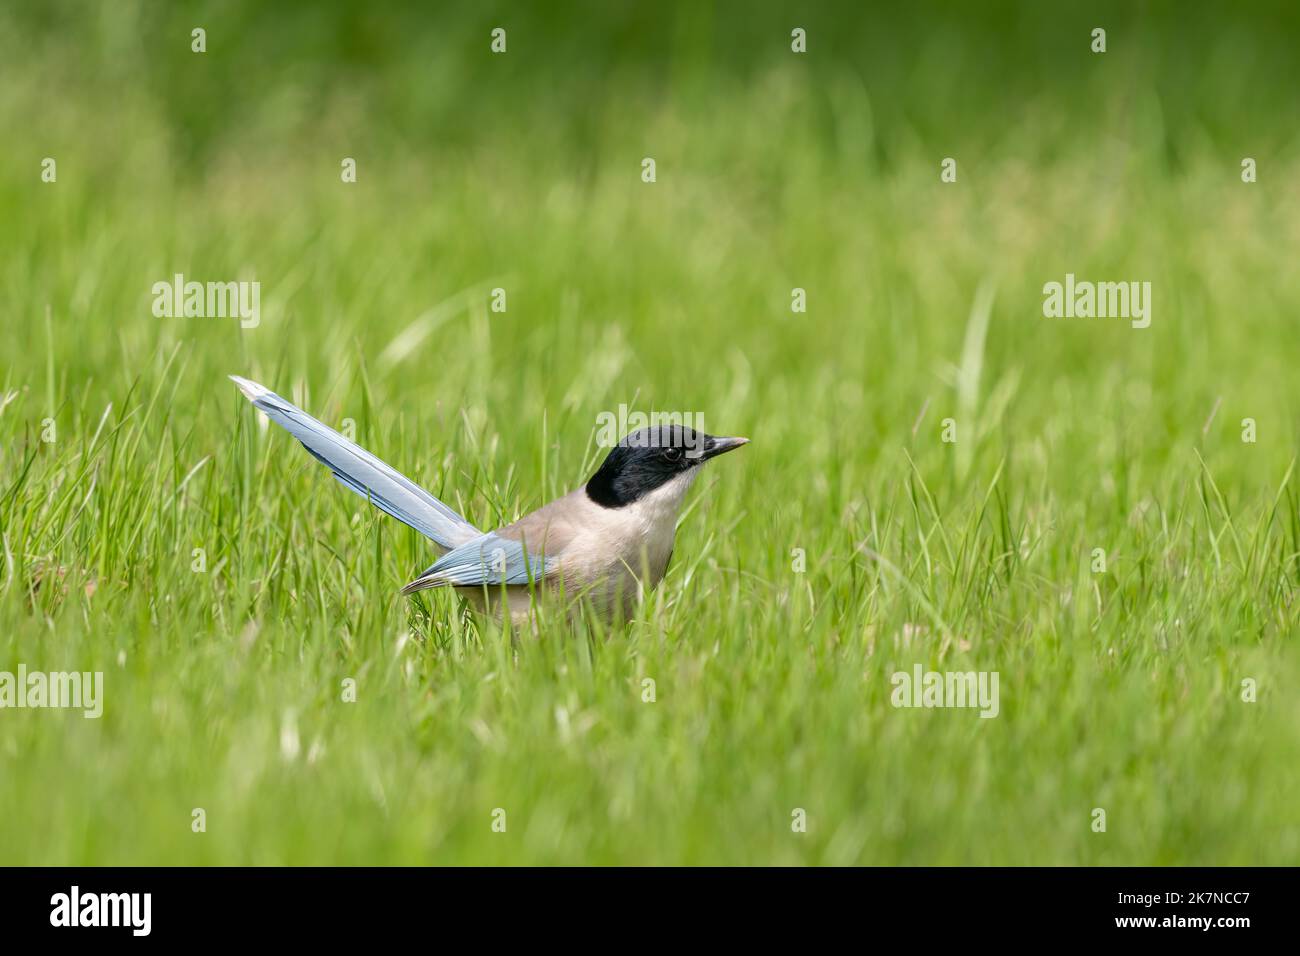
left=230, top=375, right=480, bottom=551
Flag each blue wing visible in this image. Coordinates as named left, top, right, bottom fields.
left=400, top=532, right=556, bottom=593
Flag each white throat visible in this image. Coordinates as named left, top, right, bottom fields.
left=612, top=468, right=700, bottom=542
left=639, top=468, right=699, bottom=516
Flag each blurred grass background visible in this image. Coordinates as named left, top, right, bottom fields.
left=0, top=0, right=1298, bottom=864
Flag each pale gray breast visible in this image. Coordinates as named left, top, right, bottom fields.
left=481, top=476, right=693, bottom=620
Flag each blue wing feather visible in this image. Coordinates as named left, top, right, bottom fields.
left=401, top=532, right=555, bottom=592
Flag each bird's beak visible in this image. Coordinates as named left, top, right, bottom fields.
left=703, top=436, right=750, bottom=460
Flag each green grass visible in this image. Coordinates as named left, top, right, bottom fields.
left=1, top=1, right=1298, bottom=865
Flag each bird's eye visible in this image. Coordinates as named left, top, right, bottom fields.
left=663, top=447, right=684, bottom=464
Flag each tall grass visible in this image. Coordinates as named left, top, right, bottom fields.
left=0, top=1, right=1297, bottom=864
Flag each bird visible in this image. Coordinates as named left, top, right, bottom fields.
left=229, top=376, right=748, bottom=623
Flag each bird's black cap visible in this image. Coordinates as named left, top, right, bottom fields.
left=585, top=426, right=748, bottom=509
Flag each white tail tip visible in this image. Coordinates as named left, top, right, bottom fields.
left=228, top=375, right=270, bottom=401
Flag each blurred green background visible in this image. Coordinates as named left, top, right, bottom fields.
left=1, top=1, right=1297, bottom=865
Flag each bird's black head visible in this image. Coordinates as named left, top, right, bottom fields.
left=585, top=425, right=748, bottom=509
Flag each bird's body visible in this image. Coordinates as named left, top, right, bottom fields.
left=464, top=470, right=698, bottom=621
left=229, top=376, right=745, bottom=624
